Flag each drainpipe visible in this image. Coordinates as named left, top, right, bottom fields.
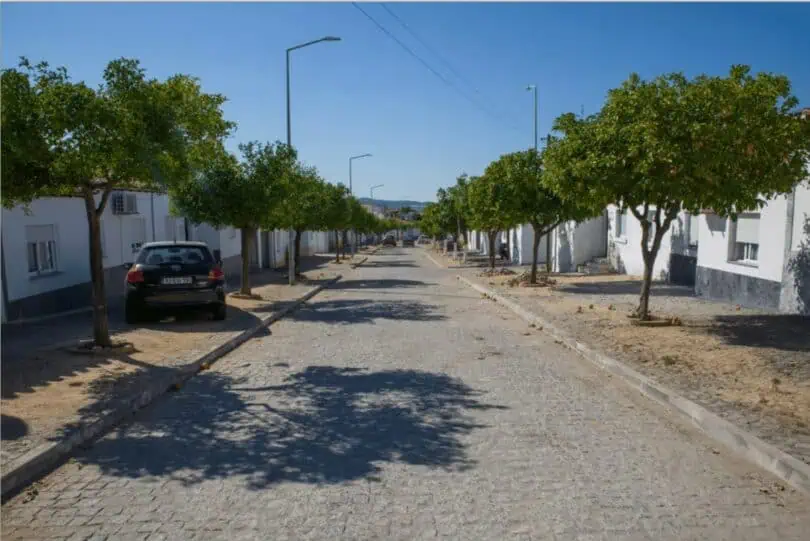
left=150, top=193, right=156, bottom=241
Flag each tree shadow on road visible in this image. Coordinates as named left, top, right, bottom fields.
left=329, top=279, right=435, bottom=290
left=252, top=298, right=447, bottom=325
left=73, top=365, right=505, bottom=488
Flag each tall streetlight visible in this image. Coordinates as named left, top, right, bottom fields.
left=285, top=35, right=341, bottom=285
left=527, top=83, right=551, bottom=272
left=526, top=84, right=538, bottom=152
left=349, top=153, right=372, bottom=256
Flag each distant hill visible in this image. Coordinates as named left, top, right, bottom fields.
left=357, top=198, right=430, bottom=211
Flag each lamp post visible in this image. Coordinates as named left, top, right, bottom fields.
left=527, top=83, right=551, bottom=272
left=285, top=35, right=341, bottom=285
left=349, top=153, right=372, bottom=256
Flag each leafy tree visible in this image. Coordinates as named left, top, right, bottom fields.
left=466, top=172, right=521, bottom=270
left=272, top=163, right=326, bottom=275
left=321, top=182, right=351, bottom=262
left=419, top=203, right=443, bottom=239
left=1, top=57, right=233, bottom=346
left=172, top=141, right=296, bottom=296
left=497, top=149, right=602, bottom=283
left=545, top=65, right=810, bottom=319
left=447, top=175, right=471, bottom=246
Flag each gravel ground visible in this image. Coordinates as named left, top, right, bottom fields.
left=3, top=248, right=809, bottom=540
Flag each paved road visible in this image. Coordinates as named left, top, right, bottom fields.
left=3, top=248, right=809, bottom=540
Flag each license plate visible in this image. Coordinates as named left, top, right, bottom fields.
left=161, top=276, right=192, bottom=285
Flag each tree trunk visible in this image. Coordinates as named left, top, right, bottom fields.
left=342, top=230, right=349, bottom=259
left=487, top=231, right=496, bottom=270
left=638, top=253, right=655, bottom=320
left=239, top=227, right=253, bottom=295
left=84, top=192, right=111, bottom=347
left=545, top=226, right=553, bottom=274
left=635, top=212, right=672, bottom=320
left=530, top=225, right=542, bottom=284
left=334, top=230, right=341, bottom=263
left=294, top=229, right=302, bottom=276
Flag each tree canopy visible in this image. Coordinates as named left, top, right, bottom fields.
left=1, top=57, right=233, bottom=345
left=544, top=65, right=810, bottom=318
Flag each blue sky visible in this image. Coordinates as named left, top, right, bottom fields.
left=3, top=2, right=809, bottom=203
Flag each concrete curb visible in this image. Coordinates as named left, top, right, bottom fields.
left=349, top=257, right=368, bottom=269
left=0, top=275, right=342, bottom=500
left=423, top=250, right=454, bottom=269
left=457, top=275, right=810, bottom=496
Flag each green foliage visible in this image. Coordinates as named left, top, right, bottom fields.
left=497, top=149, right=600, bottom=232
left=545, top=65, right=810, bottom=318
left=272, top=162, right=326, bottom=233
left=1, top=57, right=235, bottom=208
left=467, top=169, right=521, bottom=234
left=171, top=141, right=296, bottom=230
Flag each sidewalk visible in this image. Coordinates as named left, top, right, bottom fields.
left=458, top=267, right=810, bottom=467
left=0, top=254, right=347, bottom=473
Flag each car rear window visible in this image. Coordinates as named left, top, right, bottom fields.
left=136, top=246, right=213, bottom=266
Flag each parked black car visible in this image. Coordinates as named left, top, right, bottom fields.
left=124, top=241, right=226, bottom=323
left=402, top=237, right=415, bottom=247
left=383, top=235, right=397, bottom=247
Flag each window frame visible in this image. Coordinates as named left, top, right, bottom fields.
left=728, top=212, right=761, bottom=267
left=26, top=225, right=59, bottom=277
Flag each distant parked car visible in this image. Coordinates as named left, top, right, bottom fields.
left=383, top=235, right=397, bottom=247
left=416, top=235, right=430, bottom=245
left=124, top=241, right=226, bottom=323
left=402, top=237, right=415, bottom=247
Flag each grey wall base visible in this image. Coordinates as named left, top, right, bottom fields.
left=4, top=256, right=245, bottom=324
left=695, top=265, right=781, bottom=311
left=4, top=266, right=128, bottom=323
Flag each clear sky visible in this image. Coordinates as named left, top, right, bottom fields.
left=3, top=2, right=809, bottom=203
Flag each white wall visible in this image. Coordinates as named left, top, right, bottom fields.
left=791, top=181, right=810, bottom=252
left=607, top=204, right=679, bottom=279
left=2, top=197, right=89, bottom=303
left=1, top=191, right=179, bottom=305
left=696, top=196, right=788, bottom=282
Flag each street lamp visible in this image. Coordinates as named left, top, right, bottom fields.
left=526, top=84, right=538, bottom=152
left=370, top=183, right=383, bottom=200
left=349, top=153, right=372, bottom=256
left=284, top=35, right=341, bottom=285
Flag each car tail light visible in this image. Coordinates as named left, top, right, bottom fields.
left=126, top=269, right=144, bottom=283
left=209, top=267, right=224, bottom=280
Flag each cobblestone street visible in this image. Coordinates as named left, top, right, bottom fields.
left=3, top=248, right=809, bottom=540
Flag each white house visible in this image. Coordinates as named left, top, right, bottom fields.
left=695, top=181, right=810, bottom=313
left=1, top=190, right=193, bottom=322
left=505, top=214, right=608, bottom=272
left=606, top=205, right=698, bottom=285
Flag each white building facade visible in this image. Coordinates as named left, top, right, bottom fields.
left=694, top=181, right=810, bottom=313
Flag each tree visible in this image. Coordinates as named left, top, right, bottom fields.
left=171, top=141, right=296, bottom=296
left=447, top=175, right=470, bottom=247
left=1, top=57, right=233, bottom=346
left=545, top=65, right=810, bottom=319
left=497, top=149, right=601, bottom=283
left=466, top=172, right=521, bottom=270
left=273, top=163, right=326, bottom=276
left=321, top=182, right=351, bottom=262
left=419, top=203, right=443, bottom=240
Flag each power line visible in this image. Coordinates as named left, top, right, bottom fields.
left=351, top=2, right=523, bottom=134
left=379, top=3, right=526, bottom=130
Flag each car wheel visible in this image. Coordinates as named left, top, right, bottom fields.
left=212, top=302, right=227, bottom=321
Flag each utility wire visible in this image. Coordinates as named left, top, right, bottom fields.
left=352, top=2, right=524, bottom=134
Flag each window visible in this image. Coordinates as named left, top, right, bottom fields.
left=136, top=244, right=213, bottom=265
left=26, top=225, right=58, bottom=276
left=616, top=208, right=627, bottom=238
left=730, top=213, right=760, bottom=264
left=646, top=210, right=657, bottom=243
left=688, top=213, right=700, bottom=247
